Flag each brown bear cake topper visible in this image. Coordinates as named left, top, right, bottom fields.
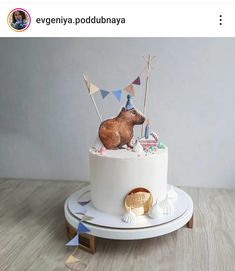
left=99, top=95, right=145, bottom=149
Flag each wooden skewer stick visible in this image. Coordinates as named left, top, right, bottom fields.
left=141, top=54, right=153, bottom=137
left=83, top=74, right=102, bottom=122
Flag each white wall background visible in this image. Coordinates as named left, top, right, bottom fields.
left=0, top=38, right=234, bottom=188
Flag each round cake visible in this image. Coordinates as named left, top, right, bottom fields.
left=88, top=94, right=172, bottom=220
left=90, top=147, right=168, bottom=215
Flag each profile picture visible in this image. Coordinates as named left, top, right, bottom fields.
left=8, top=8, right=31, bottom=32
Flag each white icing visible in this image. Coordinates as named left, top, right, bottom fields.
left=90, top=147, right=166, bottom=159
left=158, top=198, right=174, bottom=215
left=167, top=186, right=178, bottom=199
left=92, top=136, right=104, bottom=150
left=149, top=187, right=177, bottom=218
left=89, top=147, right=168, bottom=215
left=122, top=208, right=136, bottom=223
left=133, top=139, right=144, bottom=154
left=148, top=202, right=162, bottom=219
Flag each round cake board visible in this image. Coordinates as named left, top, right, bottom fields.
left=64, top=185, right=193, bottom=246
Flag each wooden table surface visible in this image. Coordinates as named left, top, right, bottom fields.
left=0, top=179, right=234, bottom=271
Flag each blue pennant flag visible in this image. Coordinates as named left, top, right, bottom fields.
left=112, top=90, right=122, bottom=102
left=66, top=234, right=79, bottom=246
left=100, top=89, right=110, bottom=99
left=78, top=222, right=90, bottom=234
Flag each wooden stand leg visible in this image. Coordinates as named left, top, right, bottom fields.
left=66, top=221, right=77, bottom=239
left=66, top=221, right=96, bottom=253
left=186, top=214, right=194, bottom=229
left=79, top=233, right=96, bottom=254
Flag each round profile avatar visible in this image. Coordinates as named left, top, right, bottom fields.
left=8, top=8, right=31, bottom=32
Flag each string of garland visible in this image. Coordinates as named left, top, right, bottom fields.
left=84, top=75, right=141, bottom=102
left=83, top=54, right=155, bottom=125
left=65, top=199, right=92, bottom=270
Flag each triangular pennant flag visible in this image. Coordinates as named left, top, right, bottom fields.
left=132, top=76, right=141, bottom=85
left=112, top=90, right=122, bottom=102
left=82, top=215, right=94, bottom=221
left=100, top=89, right=110, bottom=99
left=78, top=200, right=91, bottom=206
left=66, top=234, right=79, bottom=246
left=74, top=204, right=86, bottom=215
left=89, top=83, right=99, bottom=95
left=65, top=260, right=88, bottom=271
left=124, top=84, right=135, bottom=97
left=65, top=255, right=80, bottom=264
left=78, top=222, right=90, bottom=234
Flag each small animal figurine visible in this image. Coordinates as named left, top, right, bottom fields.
left=99, top=95, right=145, bottom=149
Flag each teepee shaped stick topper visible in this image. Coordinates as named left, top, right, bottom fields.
left=141, top=54, right=155, bottom=137
left=83, top=74, right=103, bottom=122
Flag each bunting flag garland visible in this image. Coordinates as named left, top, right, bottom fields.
left=65, top=254, right=88, bottom=271
left=65, top=222, right=90, bottom=247
left=124, top=84, right=135, bottom=97
left=65, top=198, right=92, bottom=269
left=100, top=89, right=110, bottom=99
left=78, top=222, right=90, bottom=234
left=78, top=200, right=91, bottom=206
left=89, top=82, right=99, bottom=95
left=84, top=74, right=142, bottom=103
left=83, top=74, right=103, bottom=122
left=112, top=89, right=122, bottom=102
left=132, top=76, right=141, bottom=85
left=66, top=234, right=80, bottom=246
left=74, top=204, right=87, bottom=215
left=82, top=215, right=94, bottom=221
left=65, top=259, right=88, bottom=271
left=76, top=211, right=87, bottom=216
left=65, top=255, right=80, bottom=265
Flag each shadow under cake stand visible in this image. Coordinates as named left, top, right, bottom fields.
left=64, top=185, right=194, bottom=253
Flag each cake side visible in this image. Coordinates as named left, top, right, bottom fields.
left=90, top=148, right=168, bottom=215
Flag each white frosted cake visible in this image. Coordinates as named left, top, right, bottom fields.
left=88, top=94, right=174, bottom=222
left=90, top=147, right=168, bottom=215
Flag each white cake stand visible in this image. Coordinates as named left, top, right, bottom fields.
left=64, top=185, right=193, bottom=253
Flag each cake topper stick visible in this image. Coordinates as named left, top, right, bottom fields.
left=141, top=54, right=155, bottom=137
left=83, top=74, right=103, bottom=122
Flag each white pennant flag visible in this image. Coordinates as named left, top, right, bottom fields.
left=89, top=82, right=99, bottom=95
